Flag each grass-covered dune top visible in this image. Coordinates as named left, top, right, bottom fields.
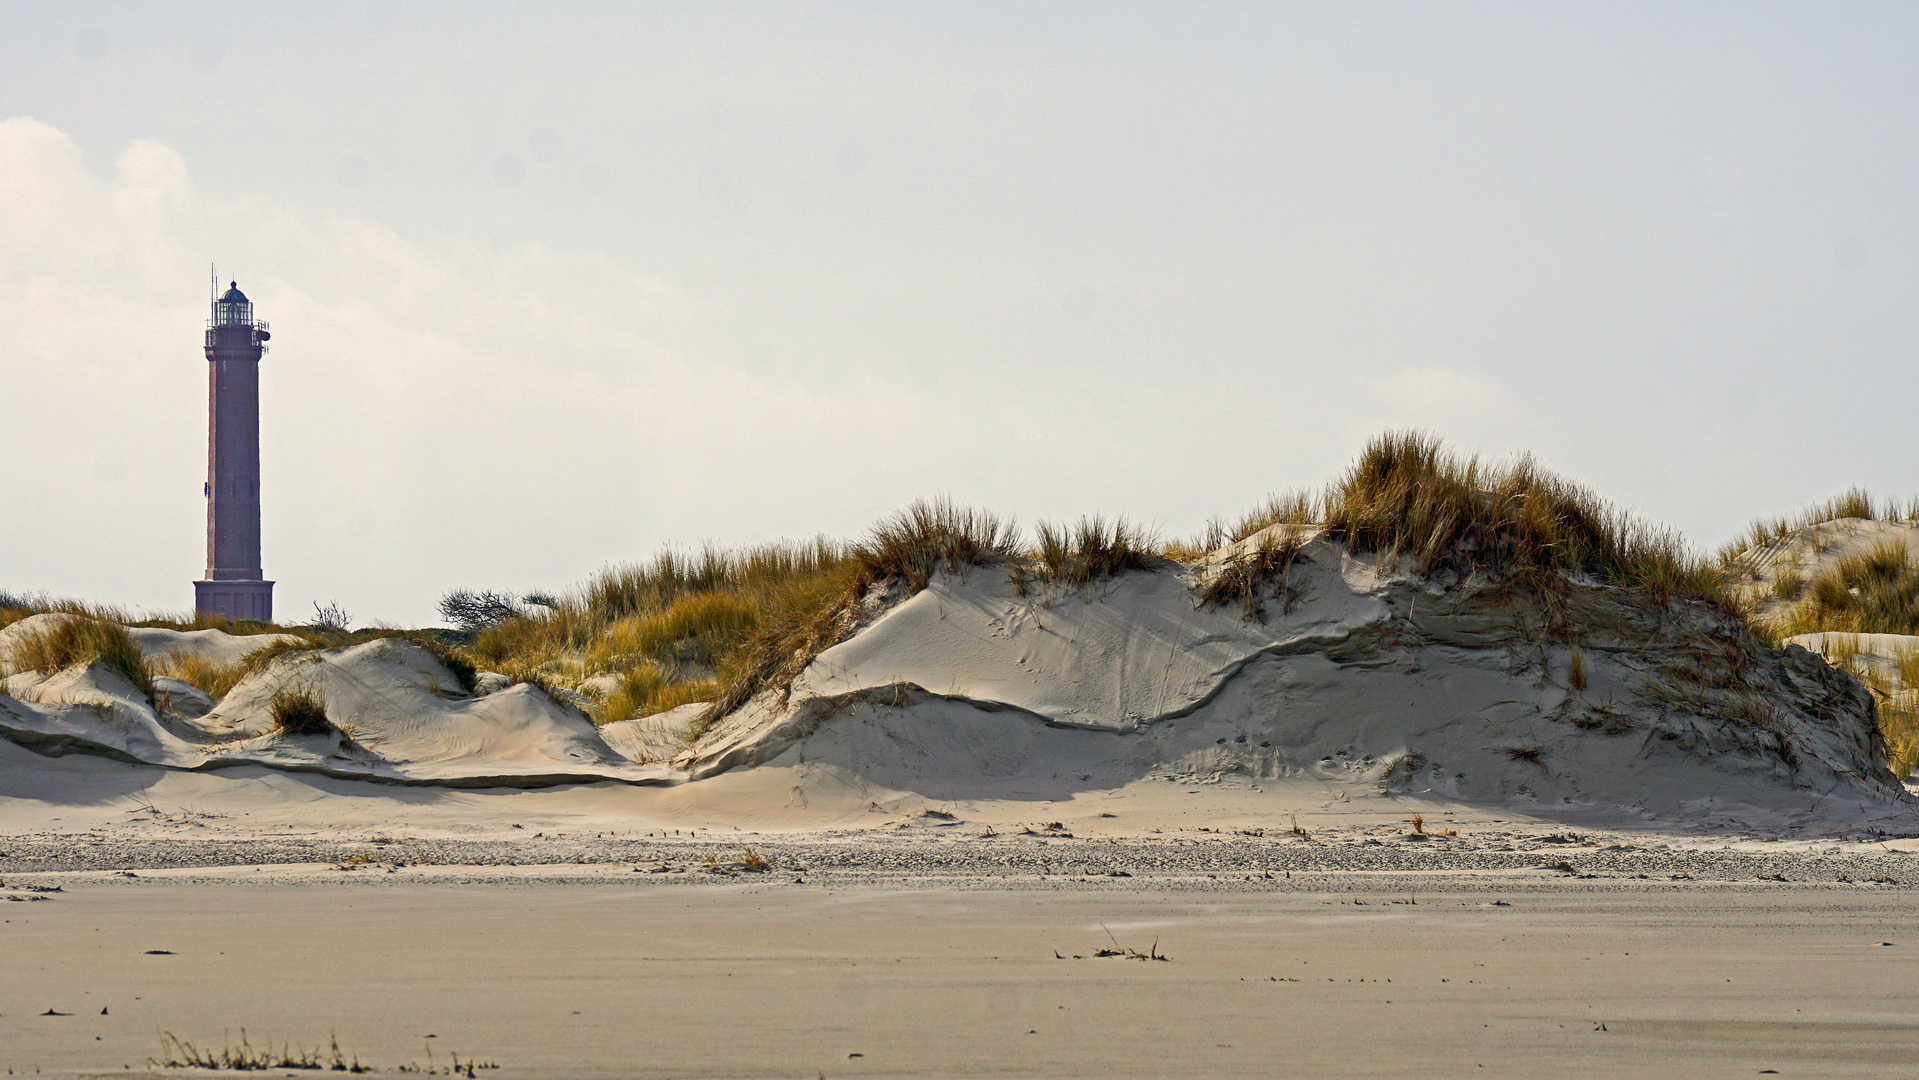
left=10, top=430, right=1910, bottom=766
left=1, top=429, right=1912, bottom=803
left=0, top=611, right=154, bottom=700
left=0, top=599, right=474, bottom=707
left=1712, top=497, right=1919, bottom=778
left=462, top=432, right=1745, bottom=735
left=1725, top=518, right=1919, bottom=641
left=1315, top=432, right=1716, bottom=600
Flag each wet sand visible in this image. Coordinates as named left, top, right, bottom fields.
left=5, top=878, right=1917, bottom=1079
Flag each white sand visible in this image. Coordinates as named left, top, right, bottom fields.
left=0, top=635, right=676, bottom=787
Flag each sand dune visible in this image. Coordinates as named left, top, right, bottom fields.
left=683, top=533, right=1900, bottom=828
left=0, top=526, right=1910, bottom=835
left=0, top=627, right=675, bottom=788
left=1731, top=518, right=1919, bottom=625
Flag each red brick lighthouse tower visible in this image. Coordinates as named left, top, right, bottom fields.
left=194, top=281, right=275, bottom=622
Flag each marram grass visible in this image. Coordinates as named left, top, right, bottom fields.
left=19, top=431, right=1913, bottom=758
left=472, top=433, right=1755, bottom=746
left=5, top=613, right=153, bottom=701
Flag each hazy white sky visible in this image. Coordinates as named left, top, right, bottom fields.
left=3, top=2, right=1917, bottom=626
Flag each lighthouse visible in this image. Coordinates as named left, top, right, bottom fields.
left=194, top=280, right=275, bottom=622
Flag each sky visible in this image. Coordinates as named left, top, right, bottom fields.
left=3, top=2, right=1917, bottom=627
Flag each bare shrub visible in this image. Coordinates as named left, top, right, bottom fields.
left=310, top=601, right=353, bottom=634
left=437, top=589, right=524, bottom=632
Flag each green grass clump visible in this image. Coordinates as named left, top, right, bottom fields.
left=580, top=539, right=848, bottom=623
left=468, top=538, right=860, bottom=735
left=583, top=591, right=761, bottom=673
left=6, top=613, right=153, bottom=700
left=472, top=498, right=1022, bottom=740
left=472, top=540, right=848, bottom=674
left=269, top=686, right=332, bottom=735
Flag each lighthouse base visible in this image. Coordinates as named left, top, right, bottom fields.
left=195, top=579, right=274, bottom=624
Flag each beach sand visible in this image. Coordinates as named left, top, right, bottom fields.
left=4, top=872, right=1917, bottom=1079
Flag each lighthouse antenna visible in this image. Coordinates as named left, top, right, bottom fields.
left=210, top=263, right=217, bottom=301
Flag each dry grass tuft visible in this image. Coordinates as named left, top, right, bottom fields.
left=1722, top=488, right=1918, bottom=563
left=470, top=539, right=849, bottom=704
left=1770, top=571, right=1804, bottom=601
left=152, top=652, right=247, bottom=700
left=152, top=1031, right=330, bottom=1072
left=129, top=610, right=288, bottom=636
left=1770, top=541, right=1919, bottom=637
left=1181, top=491, right=1321, bottom=555
left=684, top=500, right=1020, bottom=739
left=1882, top=696, right=1919, bottom=780
left=6, top=613, right=153, bottom=701
left=1198, top=527, right=1307, bottom=621
left=583, top=591, right=760, bottom=673
left=1797, top=635, right=1919, bottom=779
left=593, top=664, right=716, bottom=725
left=696, top=563, right=868, bottom=738
left=1321, top=432, right=1719, bottom=602
left=269, top=686, right=333, bottom=736
left=853, top=497, right=1021, bottom=591
left=1033, top=516, right=1156, bottom=586
left=234, top=638, right=322, bottom=681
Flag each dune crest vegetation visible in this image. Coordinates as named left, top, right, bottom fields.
left=3, top=612, right=154, bottom=701
left=472, top=434, right=1754, bottom=743
left=468, top=537, right=855, bottom=727
left=1319, top=432, right=1721, bottom=601
left=1713, top=487, right=1919, bottom=774
left=1720, top=488, right=1919, bottom=564
left=14, top=432, right=1915, bottom=771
